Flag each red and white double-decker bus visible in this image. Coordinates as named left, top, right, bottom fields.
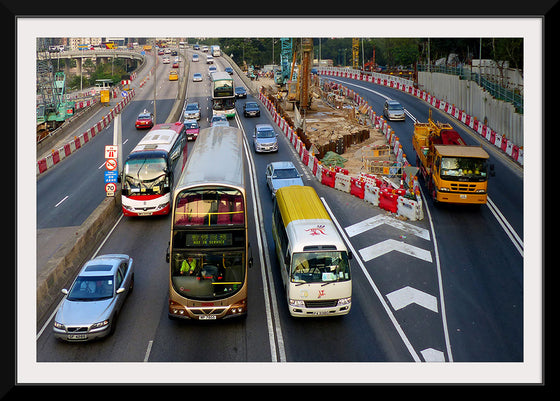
left=121, top=122, right=187, bottom=216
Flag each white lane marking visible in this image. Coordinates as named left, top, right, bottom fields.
left=487, top=196, right=523, bottom=257
left=235, top=112, right=286, bottom=363
left=144, top=340, right=153, bottom=362
left=54, top=196, right=68, bottom=208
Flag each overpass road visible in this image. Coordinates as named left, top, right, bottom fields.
left=32, top=47, right=527, bottom=383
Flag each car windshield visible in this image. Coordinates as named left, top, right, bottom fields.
left=67, top=275, right=114, bottom=301
left=138, top=113, right=151, bottom=119
left=273, top=167, right=299, bottom=179
left=123, top=157, right=168, bottom=195
left=388, top=103, right=403, bottom=110
left=186, top=104, right=199, bottom=111
left=246, top=102, right=258, bottom=108
left=257, top=128, right=275, bottom=138
left=291, top=251, right=350, bottom=284
left=184, top=122, right=198, bottom=129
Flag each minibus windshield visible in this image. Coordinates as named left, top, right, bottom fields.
left=291, top=251, right=350, bottom=284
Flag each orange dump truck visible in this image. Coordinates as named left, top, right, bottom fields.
left=412, top=109, right=492, bottom=205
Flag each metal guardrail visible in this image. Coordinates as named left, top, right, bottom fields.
left=417, top=64, right=523, bottom=114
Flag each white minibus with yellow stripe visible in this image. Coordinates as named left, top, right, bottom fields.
left=272, top=185, right=352, bottom=317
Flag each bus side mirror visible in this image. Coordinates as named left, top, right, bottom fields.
left=348, top=251, right=353, bottom=260
left=165, top=242, right=170, bottom=263
left=489, top=164, right=495, bottom=177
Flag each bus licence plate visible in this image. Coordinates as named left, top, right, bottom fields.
left=460, top=194, right=467, bottom=199
left=199, top=315, right=217, bottom=320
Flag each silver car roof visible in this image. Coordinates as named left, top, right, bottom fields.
left=78, top=254, right=129, bottom=277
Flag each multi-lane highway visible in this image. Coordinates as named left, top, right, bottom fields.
left=34, top=46, right=526, bottom=381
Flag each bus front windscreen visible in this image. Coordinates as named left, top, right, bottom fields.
left=291, top=251, right=350, bottom=284
left=170, top=250, right=245, bottom=300
left=123, top=156, right=168, bottom=196
left=213, top=80, right=233, bottom=97
left=212, top=98, right=235, bottom=112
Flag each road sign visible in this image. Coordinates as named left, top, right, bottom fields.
left=121, top=90, right=128, bottom=98
left=105, top=182, right=117, bottom=196
left=104, top=171, right=118, bottom=183
left=105, top=158, right=117, bottom=171
left=105, top=145, right=118, bottom=159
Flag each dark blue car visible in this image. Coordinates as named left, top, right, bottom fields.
left=243, top=101, right=260, bottom=117
left=235, top=86, right=247, bottom=98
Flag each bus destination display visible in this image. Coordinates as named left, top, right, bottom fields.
left=184, top=232, right=233, bottom=247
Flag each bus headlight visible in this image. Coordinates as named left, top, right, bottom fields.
left=475, top=189, right=486, bottom=193
left=227, top=299, right=247, bottom=315
left=438, top=187, right=450, bottom=192
left=289, top=299, right=305, bottom=307
left=337, top=297, right=351, bottom=306
left=169, top=300, right=186, bottom=315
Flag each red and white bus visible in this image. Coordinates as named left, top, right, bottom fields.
left=121, top=122, right=187, bottom=216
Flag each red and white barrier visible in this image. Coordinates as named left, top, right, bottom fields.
left=37, top=89, right=135, bottom=175
left=319, top=66, right=523, bottom=166
left=258, top=88, right=424, bottom=221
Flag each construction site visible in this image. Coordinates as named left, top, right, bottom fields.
left=256, top=38, right=400, bottom=179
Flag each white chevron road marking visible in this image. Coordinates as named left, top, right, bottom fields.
left=386, top=286, right=438, bottom=313
left=345, top=214, right=430, bottom=241
left=359, top=239, right=433, bottom=263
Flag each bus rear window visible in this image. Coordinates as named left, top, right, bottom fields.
left=174, top=187, right=244, bottom=226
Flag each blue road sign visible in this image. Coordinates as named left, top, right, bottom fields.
left=104, top=171, right=118, bottom=183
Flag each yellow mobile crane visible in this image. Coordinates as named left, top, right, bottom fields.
left=352, top=38, right=360, bottom=69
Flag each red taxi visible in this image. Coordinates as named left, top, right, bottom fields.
left=184, top=119, right=200, bottom=140
left=135, top=110, right=154, bottom=129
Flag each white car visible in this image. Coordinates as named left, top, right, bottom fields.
left=162, top=57, right=170, bottom=64
left=193, top=73, right=203, bottom=82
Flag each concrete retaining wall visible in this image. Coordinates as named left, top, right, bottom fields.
left=418, top=71, right=523, bottom=147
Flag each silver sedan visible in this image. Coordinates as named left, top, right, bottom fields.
left=53, top=254, right=134, bottom=342
left=265, top=161, right=304, bottom=197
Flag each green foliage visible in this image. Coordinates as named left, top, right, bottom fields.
left=199, top=37, right=521, bottom=70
